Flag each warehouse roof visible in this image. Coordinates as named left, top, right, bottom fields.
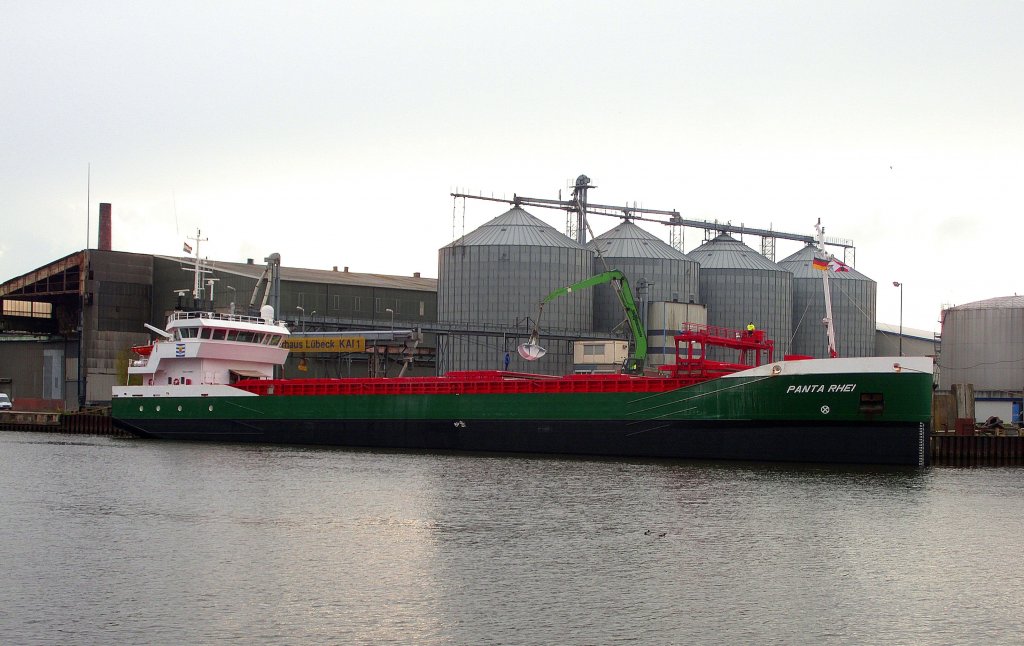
left=155, top=256, right=438, bottom=292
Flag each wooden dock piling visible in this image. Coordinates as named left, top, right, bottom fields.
left=931, top=434, right=1024, bottom=466
left=0, top=408, right=131, bottom=437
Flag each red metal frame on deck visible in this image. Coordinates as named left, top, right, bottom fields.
left=233, top=325, right=777, bottom=397
left=234, top=371, right=697, bottom=396
left=659, top=323, right=774, bottom=380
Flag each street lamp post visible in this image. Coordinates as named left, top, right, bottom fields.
left=893, top=282, right=903, bottom=356
left=296, top=305, right=305, bottom=334
left=385, top=308, right=394, bottom=335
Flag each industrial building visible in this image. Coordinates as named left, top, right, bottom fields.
left=0, top=207, right=437, bottom=410
left=875, top=323, right=938, bottom=359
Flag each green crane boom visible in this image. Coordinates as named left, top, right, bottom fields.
left=520, top=270, right=647, bottom=375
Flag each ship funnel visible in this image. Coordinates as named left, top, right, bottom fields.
left=260, top=304, right=275, bottom=323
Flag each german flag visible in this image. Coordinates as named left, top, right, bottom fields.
left=812, top=257, right=829, bottom=271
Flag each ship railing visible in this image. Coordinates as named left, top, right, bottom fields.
left=678, top=322, right=767, bottom=342
left=169, top=310, right=279, bottom=326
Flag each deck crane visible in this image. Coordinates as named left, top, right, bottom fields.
left=519, top=270, right=648, bottom=376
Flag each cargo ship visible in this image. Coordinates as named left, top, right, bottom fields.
left=111, top=267, right=934, bottom=466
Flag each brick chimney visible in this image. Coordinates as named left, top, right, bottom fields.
left=98, top=203, right=112, bottom=250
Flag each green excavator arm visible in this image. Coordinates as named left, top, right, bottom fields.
left=525, top=269, right=647, bottom=375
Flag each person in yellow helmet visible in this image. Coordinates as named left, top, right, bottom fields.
left=746, top=321, right=756, bottom=336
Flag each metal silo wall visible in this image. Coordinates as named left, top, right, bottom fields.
left=939, top=306, right=1024, bottom=391
left=437, top=243, right=594, bottom=375
left=698, top=268, right=792, bottom=358
left=790, top=276, right=877, bottom=358
left=592, top=257, right=700, bottom=334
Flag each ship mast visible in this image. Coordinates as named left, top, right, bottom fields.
left=815, top=219, right=838, bottom=358
left=179, top=228, right=214, bottom=309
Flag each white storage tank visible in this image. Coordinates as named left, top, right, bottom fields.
left=646, top=301, right=708, bottom=370
left=939, top=296, right=1024, bottom=401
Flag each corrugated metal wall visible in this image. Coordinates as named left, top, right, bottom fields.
left=437, top=207, right=594, bottom=375
left=86, top=250, right=154, bottom=403
left=588, top=222, right=700, bottom=336
left=689, top=234, right=793, bottom=358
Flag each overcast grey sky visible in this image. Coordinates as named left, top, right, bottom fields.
left=3, top=1, right=1022, bottom=332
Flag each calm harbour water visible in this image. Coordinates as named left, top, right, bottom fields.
left=2, top=431, right=1022, bottom=645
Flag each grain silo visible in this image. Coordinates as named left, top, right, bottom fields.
left=587, top=221, right=700, bottom=331
left=778, top=244, right=876, bottom=358
left=587, top=221, right=701, bottom=368
left=687, top=233, right=792, bottom=358
left=437, top=206, right=594, bottom=375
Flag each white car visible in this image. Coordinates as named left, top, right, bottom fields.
left=0, top=393, right=12, bottom=410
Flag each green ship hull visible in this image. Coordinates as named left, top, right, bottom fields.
left=113, top=357, right=934, bottom=466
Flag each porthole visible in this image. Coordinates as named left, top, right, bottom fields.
left=155, top=405, right=161, bottom=412
left=177, top=405, right=183, bottom=412
left=208, top=405, right=214, bottom=412
left=138, top=405, right=144, bottom=412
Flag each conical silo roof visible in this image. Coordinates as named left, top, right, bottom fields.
left=948, top=295, right=1024, bottom=310
left=778, top=243, right=870, bottom=280
left=588, top=221, right=691, bottom=260
left=688, top=233, right=781, bottom=270
left=778, top=243, right=876, bottom=358
left=444, top=206, right=586, bottom=249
